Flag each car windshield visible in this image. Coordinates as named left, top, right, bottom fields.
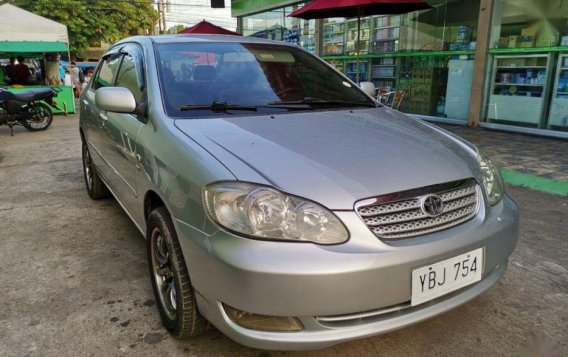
left=154, top=42, right=376, bottom=118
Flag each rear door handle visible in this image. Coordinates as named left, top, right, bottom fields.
left=99, top=112, right=108, bottom=121
left=82, top=99, right=89, bottom=105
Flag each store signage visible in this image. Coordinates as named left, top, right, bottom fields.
left=232, top=0, right=302, bottom=17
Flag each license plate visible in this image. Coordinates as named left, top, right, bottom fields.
left=411, top=248, right=483, bottom=306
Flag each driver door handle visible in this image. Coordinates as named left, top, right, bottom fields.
left=99, top=112, right=108, bottom=121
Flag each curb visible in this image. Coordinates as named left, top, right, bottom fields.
left=501, top=169, right=568, bottom=197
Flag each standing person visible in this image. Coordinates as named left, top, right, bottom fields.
left=43, top=53, right=61, bottom=85
left=13, top=56, right=30, bottom=85
left=64, top=67, right=73, bottom=87
left=69, top=61, right=82, bottom=97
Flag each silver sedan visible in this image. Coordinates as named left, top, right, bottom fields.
left=79, top=35, right=518, bottom=350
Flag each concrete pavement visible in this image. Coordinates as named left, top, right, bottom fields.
left=0, top=115, right=566, bottom=356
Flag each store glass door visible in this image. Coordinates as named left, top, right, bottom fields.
left=487, top=54, right=552, bottom=128
left=548, top=53, right=568, bottom=131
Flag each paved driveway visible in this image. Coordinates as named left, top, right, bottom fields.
left=1, top=115, right=567, bottom=356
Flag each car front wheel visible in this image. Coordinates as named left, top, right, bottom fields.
left=147, top=206, right=209, bottom=339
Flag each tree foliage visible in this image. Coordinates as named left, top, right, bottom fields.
left=9, top=0, right=158, bottom=56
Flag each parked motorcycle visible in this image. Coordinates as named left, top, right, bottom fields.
left=0, top=87, right=57, bottom=136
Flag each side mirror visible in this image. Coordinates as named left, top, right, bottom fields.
left=95, top=87, right=136, bottom=113
left=359, top=81, right=376, bottom=98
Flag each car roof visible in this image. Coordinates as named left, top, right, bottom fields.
left=117, top=34, right=297, bottom=48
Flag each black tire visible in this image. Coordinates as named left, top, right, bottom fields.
left=82, top=140, right=110, bottom=199
left=23, top=102, right=53, bottom=131
left=147, top=206, right=209, bottom=339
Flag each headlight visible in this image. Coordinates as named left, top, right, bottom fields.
left=203, top=182, right=349, bottom=244
left=477, top=151, right=504, bottom=205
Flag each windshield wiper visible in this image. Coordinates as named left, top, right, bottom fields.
left=180, top=101, right=258, bottom=112
left=263, top=103, right=314, bottom=110
left=180, top=101, right=314, bottom=113
left=269, top=97, right=376, bottom=108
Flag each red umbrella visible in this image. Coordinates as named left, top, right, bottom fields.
left=289, top=0, right=432, bottom=82
left=178, top=20, right=239, bottom=36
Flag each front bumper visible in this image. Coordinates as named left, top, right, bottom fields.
left=175, top=194, right=519, bottom=350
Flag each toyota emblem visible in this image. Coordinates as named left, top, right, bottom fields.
left=420, top=194, right=444, bottom=217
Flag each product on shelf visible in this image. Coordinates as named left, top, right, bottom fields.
left=345, top=18, right=370, bottom=55
left=345, top=60, right=369, bottom=82
left=497, top=20, right=561, bottom=49
left=400, top=61, right=448, bottom=116
left=323, top=21, right=345, bottom=56
left=371, top=57, right=398, bottom=88
left=372, top=15, right=400, bottom=54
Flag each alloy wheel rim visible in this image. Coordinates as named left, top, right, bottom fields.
left=83, top=147, right=93, bottom=189
left=83, top=145, right=93, bottom=189
left=151, top=227, right=177, bottom=320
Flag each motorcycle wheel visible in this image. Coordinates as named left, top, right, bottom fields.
left=23, top=102, right=53, bottom=131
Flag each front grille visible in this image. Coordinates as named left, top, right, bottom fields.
left=356, top=179, right=480, bottom=239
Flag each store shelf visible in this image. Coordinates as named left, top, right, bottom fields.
left=372, top=15, right=400, bottom=56
left=371, top=54, right=397, bottom=86
left=323, top=22, right=346, bottom=57
left=345, top=60, right=369, bottom=77
left=497, top=66, right=547, bottom=69
left=378, top=25, right=400, bottom=30
left=489, top=46, right=568, bottom=54
left=373, top=38, right=399, bottom=42
left=494, top=83, right=544, bottom=87
left=323, top=50, right=475, bottom=61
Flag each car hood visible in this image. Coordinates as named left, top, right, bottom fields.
left=174, top=108, right=479, bottom=210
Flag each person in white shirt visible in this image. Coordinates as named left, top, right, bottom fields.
left=69, top=61, right=82, bottom=97
left=64, top=67, right=73, bottom=87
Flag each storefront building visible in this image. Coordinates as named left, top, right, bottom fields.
left=232, top=0, right=568, bottom=138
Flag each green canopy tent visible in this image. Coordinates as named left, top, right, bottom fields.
left=0, top=3, right=70, bottom=56
left=0, top=3, right=74, bottom=114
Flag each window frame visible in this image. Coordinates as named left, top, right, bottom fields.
left=115, top=43, right=146, bottom=103
left=118, top=43, right=146, bottom=95
left=89, top=46, right=124, bottom=92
